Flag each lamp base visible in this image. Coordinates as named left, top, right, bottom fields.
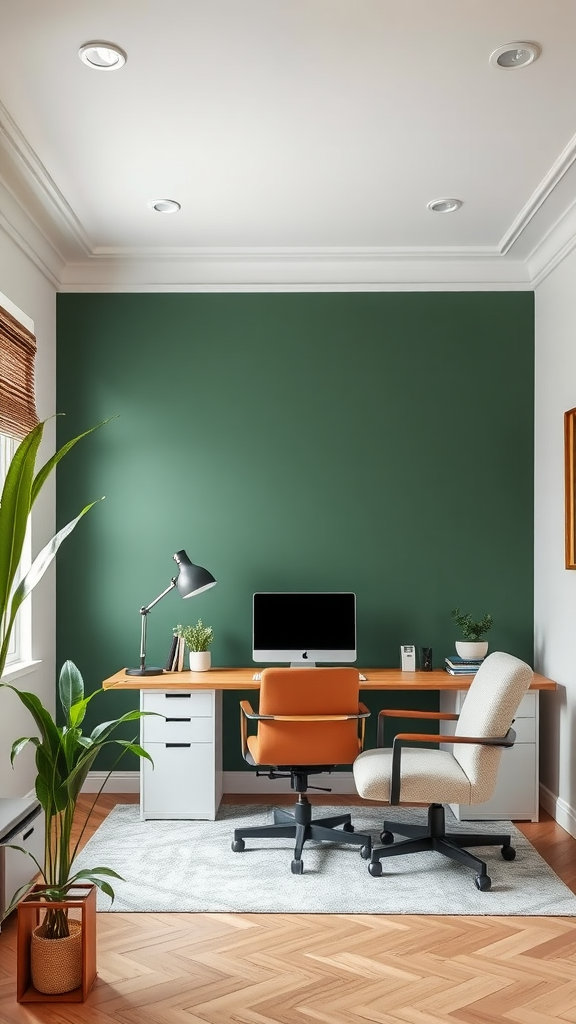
left=125, top=667, right=165, bottom=676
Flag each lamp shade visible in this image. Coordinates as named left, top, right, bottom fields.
left=173, top=549, right=216, bottom=598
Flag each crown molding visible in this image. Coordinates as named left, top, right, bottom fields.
left=0, top=177, right=62, bottom=289
left=2, top=104, right=576, bottom=291
left=499, top=130, right=576, bottom=255
left=59, top=251, right=530, bottom=291
left=526, top=198, right=576, bottom=288
left=0, top=99, right=92, bottom=258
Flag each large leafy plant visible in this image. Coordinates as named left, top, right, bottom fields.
left=3, top=660, right=153, bottom=937
left=0, top=417, right=107, bottom=679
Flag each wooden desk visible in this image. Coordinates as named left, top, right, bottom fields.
left=102, top=667, right=555, bottom=823
left=102, top=667, right=556, bottom=692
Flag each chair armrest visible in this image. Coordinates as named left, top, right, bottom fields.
left=377, top=708, right=458, bottom=748
left=239, top=701, right=371, bottom=758
left=389, top=727, right=517, bottom=805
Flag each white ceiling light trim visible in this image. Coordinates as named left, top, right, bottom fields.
left=427, top=198, right=462, bottom=214
left=148, top=200, right=181, bottom=214
left=79, top=41, right=126, bottom=70
left=489, top=42, right=541, bottom=69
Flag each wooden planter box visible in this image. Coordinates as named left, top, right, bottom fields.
left=17, top=883, right=97, bottom=1002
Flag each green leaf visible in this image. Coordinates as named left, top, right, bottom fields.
left=0, top=424, right=43, bottom=628
left=31, top=417, right=114, bottom=506
left=59, top=661, right=84, bottom=721
left=3, top=684, right=62, bottom=755
left=9, top=735, right=38, bottom=765
left=89, top=709, right=154, bottom=743
left=113, top=739, right=154, bottom=764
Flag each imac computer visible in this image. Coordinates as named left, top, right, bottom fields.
left=252, top=592, right=356, bottom=667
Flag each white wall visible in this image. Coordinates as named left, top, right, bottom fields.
left=535, top=250, right=576, bottom=838
left=0, top=221, right=57, bottom=798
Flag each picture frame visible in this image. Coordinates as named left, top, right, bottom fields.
left=565, top=407, right=576, bottom=569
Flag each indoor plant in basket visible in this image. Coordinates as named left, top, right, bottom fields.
left=174, top=619, right=214, bottom=671
left=452, top=607, right=493, bottom=660
left=2, top=660, right=153, bottom=997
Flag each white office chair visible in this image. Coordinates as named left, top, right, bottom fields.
left=352, top=651, right=533, bottom=890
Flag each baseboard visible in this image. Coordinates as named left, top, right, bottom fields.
left=82, top=772, right=576, bottom=835
left=539, top=782, right=576, bottom=839
left=82, top=771, right=140, bottom=794
left=82, top=770, right=358, bottom=796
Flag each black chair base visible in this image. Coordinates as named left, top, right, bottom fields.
left=232, top=795, right=372, bottom=874
left=368, top=803, right=517, bottom=891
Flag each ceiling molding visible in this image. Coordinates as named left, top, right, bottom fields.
left=527, top=198, right=576, bottom=288
left=1, top=104, right=576, bottom=291
left=499, top=130, right=576, bottom=255
left=59, top=253, right=530, bottom=291
left=0, top=180, right=62, bottom=289
left=0, top=100, right=92, bottom=258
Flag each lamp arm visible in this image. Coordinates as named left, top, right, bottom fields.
left=141, top=578, right=177, bottom=615
left=135, top=579, right=177, bottom=671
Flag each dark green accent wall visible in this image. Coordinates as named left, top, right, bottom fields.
left=56, top=291, right=534, bottom=770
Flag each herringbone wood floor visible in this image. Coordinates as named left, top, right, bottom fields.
left=1, top=794, right=575, bottom=1023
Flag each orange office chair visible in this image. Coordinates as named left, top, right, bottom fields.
left=231, top=666, right=372, bottom=874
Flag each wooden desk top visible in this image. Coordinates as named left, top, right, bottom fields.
left=102, top=667, right=556, bottom=692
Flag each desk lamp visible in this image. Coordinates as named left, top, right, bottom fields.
left=126, top=549, right=216, bottom=676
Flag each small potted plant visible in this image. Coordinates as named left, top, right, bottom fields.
left=174, top=619, right=214, bottom=672
left=452, top=607, right=493, bottom=660
left=2, top=660, right=153, bottom=997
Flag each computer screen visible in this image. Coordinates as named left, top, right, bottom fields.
left=252, top=592, right=357, bottom=666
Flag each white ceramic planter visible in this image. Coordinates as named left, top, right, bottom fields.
left=189, top=650, right=211, bottom=672
left=455, top=640, right=488, bottom=660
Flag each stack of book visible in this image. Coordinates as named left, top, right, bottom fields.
left=165, top=635, right=186, bottom=672
left=444, top=655, right=483, bottom=676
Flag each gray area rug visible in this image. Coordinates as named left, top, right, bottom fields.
left=73, top=803, right=576, bottom=916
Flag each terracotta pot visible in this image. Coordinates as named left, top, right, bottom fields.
left=31, top=918, right=82, bottom=994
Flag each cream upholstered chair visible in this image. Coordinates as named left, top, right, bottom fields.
left=352, top=651, right=533, bottom=891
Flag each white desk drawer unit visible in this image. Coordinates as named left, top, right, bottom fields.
left=440, top=689, right=539, bottom=821
left=140, top=689, right=223, bottom=820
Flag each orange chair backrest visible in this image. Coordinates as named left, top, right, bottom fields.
left=253, top=666, right=362, bottom=766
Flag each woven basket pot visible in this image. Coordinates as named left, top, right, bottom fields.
left=30, top=918, right=83, bottom=994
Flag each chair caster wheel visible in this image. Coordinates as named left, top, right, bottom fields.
left=380, top=830, right=394, bottom=845
left=360, top=845, right=371, bottom=860
left=368, top=860, right=383, bottom=877
left=342, top=822, right=354, bottom=833
left=475, top=874, right=491, bottom=891
left=291, top=859, right=304, bottom=874
left=501, top=844, right=516, bottom=861
left=231, top=839, right=245, bottom=853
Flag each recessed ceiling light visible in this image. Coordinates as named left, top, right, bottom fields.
left=79, top=41, right=126, bottom=70
left=489, top=42, right=541, bottom=69
left=427, top=198, right=462, bottom=214
left=148, top=199, right=181, bottom=214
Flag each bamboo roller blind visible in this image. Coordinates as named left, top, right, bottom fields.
left=0, top=302, right=38, bottom=440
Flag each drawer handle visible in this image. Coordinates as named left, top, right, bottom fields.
left=165, top=693, right=192, bottom=699
left=166, top=743, right=191, bottom=748
left=22, top=827, right=34, bottom=841
left=165, top=717, right=192, bottom=723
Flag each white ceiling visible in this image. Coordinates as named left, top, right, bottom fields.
left=1, top=0, right=576, bottom=289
